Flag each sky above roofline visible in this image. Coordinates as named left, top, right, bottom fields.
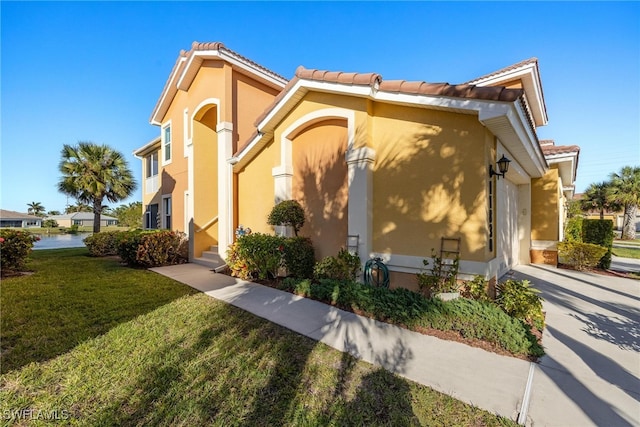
left=1, top=1, right=638, bottom=213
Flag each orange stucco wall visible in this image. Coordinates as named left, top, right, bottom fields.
left=531, top=168, right=560, bottom=241
left=236, top=142, right=277, bottom=235
left=370, top=103, right=491, bottom=262
left=292, top=119, right=349, bottom=260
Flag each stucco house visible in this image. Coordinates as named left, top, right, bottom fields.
left=0, top=210, right=43, bottom=228
left=47, top=212, right=118, bottom=228
left=135, top=42, right=578, bottom=288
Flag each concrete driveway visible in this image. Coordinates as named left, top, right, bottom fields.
left=510, top=264, right=640, bottom=426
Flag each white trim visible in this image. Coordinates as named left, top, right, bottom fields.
left=150, top=56, right=187, bottom=126
left=161, top=120, right=172, bottom=166
left=184, top=190, right=190, bottom=236
left=531, top=240, right=558, bottom=250
left=370, top=252, right=501, bottom=282
left=183, top=108, right=189, bottom=157
left=217, top=121, right=234, bottom=255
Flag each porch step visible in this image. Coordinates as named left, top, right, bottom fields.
left=193, top=246, right=226, bottom=270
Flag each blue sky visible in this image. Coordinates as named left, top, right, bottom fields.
left=2, top=1, right=639, bottom=214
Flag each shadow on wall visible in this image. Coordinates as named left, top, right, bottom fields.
left=373, top=125, right=488, bottom=260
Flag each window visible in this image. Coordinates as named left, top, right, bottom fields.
left=162, top=196, right=172, bottom=230
left=162, top=124, right=172, bottom=163
left=73, top=219, right=83, bottom=226
left=145, top=204, right=159, bottom=229
left=146, top=152, right=158, bottom=178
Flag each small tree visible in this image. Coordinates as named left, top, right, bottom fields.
left=267, top=200, right=306, bottom=236
left=608, top=166, right=640, bottom=240
left=27, top=202, right=46, bottom=217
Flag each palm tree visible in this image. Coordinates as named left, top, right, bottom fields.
left=580, top=182, right=620, bottom=219
left=608, top=166, right=640, bottom=240
left=65, top=203, right=92, bottom=214
left=27, top=202, right=46, bottom=217
left=58, top=142, right=137, bottom=233
left=47, top=210, right=62, bottom=216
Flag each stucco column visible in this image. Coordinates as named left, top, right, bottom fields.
left=216, top=121, right=234, bottom=255
left=346, top=147, right=376, bottom=265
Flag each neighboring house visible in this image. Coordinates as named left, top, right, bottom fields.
left=530, top=140, right=580, bottom=264
left=0, top=210, right=43, bottom=228
left=135, top=42, right=578, bottom=288
left=47, top=212, right=118, bottom=228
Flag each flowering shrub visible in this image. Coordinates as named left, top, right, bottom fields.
left=116, top=230, right=188, bottom=267
left=0, top=230, right=40, bottom=274
left=227, top=233, right=284, bottom=280
left=83, top=231, right=122, bottom=256
left=135, top=231, right=188, bottom=267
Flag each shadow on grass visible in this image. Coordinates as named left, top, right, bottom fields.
left=90, top=302, right=418, bottom=426
left=0, top=248, right=198, bottom=374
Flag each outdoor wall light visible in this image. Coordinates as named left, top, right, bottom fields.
left=489, top=155, right=511, bottom=179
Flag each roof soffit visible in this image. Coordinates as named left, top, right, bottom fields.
left=467, top=59, right=548, bottom=128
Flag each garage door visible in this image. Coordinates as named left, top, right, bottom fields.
left=497, top=179, right=519, bottom=277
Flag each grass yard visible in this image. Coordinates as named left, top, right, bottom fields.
left=0, top=249, right=515, bottom=426
left=612, top=246, right=640, bottom=259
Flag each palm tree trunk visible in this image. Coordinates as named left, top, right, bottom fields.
left=93, top=200, right=102, bottom=233
left=621, top=203, right=637, bottom=240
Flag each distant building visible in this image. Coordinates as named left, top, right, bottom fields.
left=47, top=212, right=118, bottom=228
left=0, top=209, right=43, bottom=228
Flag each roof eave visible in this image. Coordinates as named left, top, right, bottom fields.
left=133, top=136, right=161, bottom=158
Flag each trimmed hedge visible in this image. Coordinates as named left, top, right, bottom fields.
left=558, top=241, right=607, bottom=271
left=582, top=219, right=614, bottom=269
left=83, top=231, right=122, bottom=256
left=278, top=278, right=544, bottom=358
left=227, top=233, right=316, bottom=280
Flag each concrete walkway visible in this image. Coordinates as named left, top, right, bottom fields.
left=151, top=263, right=640, bottom=426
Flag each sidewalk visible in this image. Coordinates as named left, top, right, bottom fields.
left=151, top=263, right=531, bottom=422
left=151, top=263, right=640, bottom=426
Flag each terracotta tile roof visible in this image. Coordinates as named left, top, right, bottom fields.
left=539, top=139, right=555, bottom=146
left=190, top=42, right=287, bottom=82
left=251, top=66, right=523, bottom=129
left=151, top=42, right=287, bottom=124
left=379, top=80, right=522, bottom=101
left=541, top=144, right=580, bottom=155
left=465, top=57, right=539, bottom=85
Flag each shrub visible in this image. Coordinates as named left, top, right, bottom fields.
left=227, top=233, right=284, bottom=280
left=496, top=279, right=545, bottom=331
left=313, top=249, right=361, bottom=281
left=460, top=275, right=491, bottom=302
left=0, top=230, right=40, bottom=273
left=43, top=219, right=59, bottom=228
left=558, top=241, right=607, bottom=271
left=282, top=237, right=315, bottom=278
left=135, top=231, right=188, bottom=268
left=83, top=231, right=122, bottom=256
left=564, top=216, right=583, bottom=242
left=278, top=277, right=543, bottom=357
left=582, top=219, right=614, bottom=269
left=117, top=230, right=147, bottom=266
left=267, top=200, right=306, bottom=236
left=416, top=249, right=460, bottom=296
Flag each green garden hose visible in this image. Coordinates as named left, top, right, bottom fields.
left=364, top=257, right=390, bottom=288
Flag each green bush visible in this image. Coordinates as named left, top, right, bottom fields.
left=496, top=279, right=545, bottom=331
left=460, top=275, right=491, bottom=302
left=227, top=233, right=284, bottom=280
left=558, top=241, right=608, bottom=271
left=135, top=231, right=188, bottom=268
left=416, top=249, right=460, bottom=296
left=267, top=200, right=306, bottom=236
left=0, top=230, right=40, bottom=273
left=282, top=237, right=315, bottom=278
left=83, top=231, right=122, bottom=256
left=582, top=219, right=614, bottom=269
left=278, top=278, right=543, bottom=357
left=117, top=230, right=147, bottom=265
left=564, top=216, right=583, bottom=242
left=313, top=249, right=361, bottom=281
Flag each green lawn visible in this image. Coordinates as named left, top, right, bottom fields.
left=612, top=246, right=640, bottom=259
left=0, top=249, right=515, bottom=426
